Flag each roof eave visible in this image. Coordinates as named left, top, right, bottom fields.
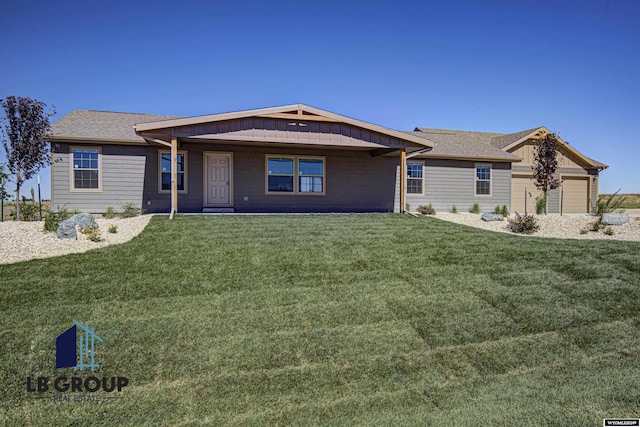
left=414, top=153, right=522, bottom=162
left=48, top=136, right=149, bottom=145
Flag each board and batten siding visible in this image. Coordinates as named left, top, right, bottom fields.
left=51, top=143, right=147, bottom=213
left=405, top=159, right=511, bottom=213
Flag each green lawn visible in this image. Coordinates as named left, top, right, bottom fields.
left=2, top=214, right=639, bottom=425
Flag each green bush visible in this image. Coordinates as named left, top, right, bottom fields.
left=507, top=213, right=539, bottom=234
left=493, top=205, right=501, bottom=215
left=591, top=221, right=604, bottom=232
left=104, top=206, right=115, bottom=219
left=43, top=206, right=71, bottom=232
left=451, top=204, right=458, bottom=214
left=417, top=204, right=436, bottom=215
left=579, top=229, right=588, bottom=235
left=604, top=226, right=615, bottom=236
left=108, top=224, right=118, bottom=234
left=501, top=205, right=509, bottom=217
left=469, top=203, right=481, bottom=214
left=121, top=203, right=141, bottom=218
left=535, top=194, right=546, bottom=215
left=11, top=198, right=39, bottom=221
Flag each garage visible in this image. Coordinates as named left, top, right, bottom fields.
left=511, top=175, right=543, bottom=214
left=561, top=177, right=589, bottom=214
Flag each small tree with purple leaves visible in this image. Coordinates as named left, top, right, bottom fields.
left=0, top=96, right=55, bottom=220
left=532, top=132, right=561, bottom=214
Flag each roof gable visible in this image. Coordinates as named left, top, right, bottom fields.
left=135, top=104, right=434, bottom=150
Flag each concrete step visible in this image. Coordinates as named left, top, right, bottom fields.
left=202, top=207, right=234, bottom=213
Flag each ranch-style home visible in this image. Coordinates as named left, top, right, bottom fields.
left=48, top=103, right=607, bottom=216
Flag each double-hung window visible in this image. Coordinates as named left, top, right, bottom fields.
left=159, top=150, right=187, bottom=192
left=475, top=164, right=491, bottom=196
left=71, top=147, right=101, bottom=191
left=266, top=155, right=325, bottom=194
left=406, top=161, right=424, bottom=194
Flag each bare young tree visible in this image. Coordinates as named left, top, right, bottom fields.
left=0, top=96, right=55, bottom=220
left=532, top=132, right=561, bottom=214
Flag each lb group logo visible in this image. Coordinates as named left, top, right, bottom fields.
left=26, top=320, right=129, bottom=403
left=56, top=320, right=103, bottom=370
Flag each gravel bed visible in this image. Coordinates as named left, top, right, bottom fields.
left=432, top=212, right=640, bottom=241
left=0, top=215, right=152, bottom=265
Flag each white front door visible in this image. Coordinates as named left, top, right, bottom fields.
left=205, top=153, right=231, bottom=206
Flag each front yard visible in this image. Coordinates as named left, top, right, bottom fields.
left=1, top=214, right=639, bottom=425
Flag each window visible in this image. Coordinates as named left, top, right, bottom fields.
left=475, top=164, right=491, bottom=196
left=71, top=147, right=101, bottom=190
left=298, top=158, right=324, bottom=193
left=159, top=151, right=187, bottom=192
left=406, top=162, right=423, bottom=194
left=266, top=155, right=325, bottom=194
left=267, top=157, right=294, bottom=192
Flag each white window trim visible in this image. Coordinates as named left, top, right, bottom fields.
left=406, top=160, right=425, bottom=196
left=158, top=150, right=188, bottom=194
left=265, top=155, right=326, bottom=196
left=474, top=163, right=492, bottom=197
left=69, top=146, right=102, bottom=192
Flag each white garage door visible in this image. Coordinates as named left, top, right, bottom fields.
left=511, top=176, right=543, bottom=215
left=562, top=177, right=589, bottom=214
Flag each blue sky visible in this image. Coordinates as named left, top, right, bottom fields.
left=1, top=0, right=638, bottom=199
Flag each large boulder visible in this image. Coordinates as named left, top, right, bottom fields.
left=481, top=213, right=504, bottom=222
left=56, top=213, right=97, bottom=239
left=57, top=219, right=77, bottom=240
left=69, top=213, right=97, bottom=228
left=601, top=213, right=630, bottom=226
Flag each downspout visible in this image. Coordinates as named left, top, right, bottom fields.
left=140, top=136, right=177, bottom=219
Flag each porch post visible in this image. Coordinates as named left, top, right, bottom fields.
left=400, top=149, right=406, bottom=213
left=170, top=137, right=178, bottom=219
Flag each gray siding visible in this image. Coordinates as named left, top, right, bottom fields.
left=51, top=144, right=146, bottom=213
left=406, top=160, right=511, bottom=213
left=53, top=142, right=398, bottom=214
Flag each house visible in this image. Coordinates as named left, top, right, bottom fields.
left=48, top=104, right=607, bottom=216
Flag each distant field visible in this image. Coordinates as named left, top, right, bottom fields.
left=600, top=193, right=640, bottom=209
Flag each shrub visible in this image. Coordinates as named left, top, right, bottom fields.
left=469, top=203, right=481, bottom=214
left=535, top=194, right=546, bottom=215
left=121, top=203, right=141, bottom=218
left=493, top=205, right=501, bottom=215
left=596, top=189, right=627, bottom=217
left=579, top=229, right=588, bottom=235
left=108, top=224, right=118, bottom=234
left=451, top=204, right=458, bottom=214
left=507, top=213, right=539, bottom=234
left=104, top=206, right=115, bottom=219
left=417, top=204, right=436, bottom=215
left=501, top=205, right=509, bottom=217
left=43, top=206, right=71, bottom=232
left=15, top=202, right=39, bottom=221
left=590, top=221, right=604, bottom=232
left=604, top=226, right=615, bottom=236
left=79, top=223, right=103, bottom=242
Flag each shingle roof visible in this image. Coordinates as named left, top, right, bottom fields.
left=50, top=110, right=183, bottom=142
left=407, top=128, right=522, bottom=161
left=489, top=127, right=542, bottom=149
